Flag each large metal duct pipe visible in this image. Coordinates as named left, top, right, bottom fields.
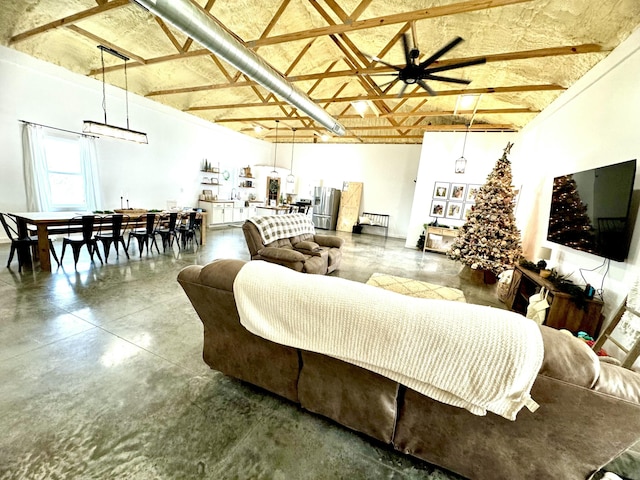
left=132, top=0, right=346, bottom=136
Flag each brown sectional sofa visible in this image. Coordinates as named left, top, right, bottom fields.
left=177, top=259, right=640, bottom=480
left=242, top=218, right=343, bottom=274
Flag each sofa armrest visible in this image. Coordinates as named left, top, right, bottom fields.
left=177, top=258, right=245, bottom=292
left=314, top=235, right=344, bottom=249
left=258, top=247, right=307, bottom=262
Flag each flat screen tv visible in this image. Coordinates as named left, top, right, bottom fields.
left=547, top=159, right=637, bottom=262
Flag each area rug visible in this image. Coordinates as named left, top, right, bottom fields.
left=366, top=273, right=466, bottom=302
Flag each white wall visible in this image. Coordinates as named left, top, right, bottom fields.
left=276, top=143, right=421, bottom=238
left=515, top=26, right=640, bottom=363
left=406, top=131, right=518, bottom=248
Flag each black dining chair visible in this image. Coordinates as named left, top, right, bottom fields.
left=60, top=215, right=103, bottom=268
left=154, top=212, right=178, bottom=252
left=127, top=213, right=160, bottom=257
left=177, top=211, right=199, bottom=249
left=95, top=214, right=130, bottom=261
left=1, top=212, right=60, bottom=272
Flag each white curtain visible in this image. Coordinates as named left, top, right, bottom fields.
left=22, top=123, right=51, bottom=211
left=80, top=135, right=101, bottom=212
left=22, top=123, right=101, bottom=212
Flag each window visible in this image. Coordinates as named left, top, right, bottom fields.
left=23, top=123, right=100, bottom=213
left=43, top=134, right=86, bottom=210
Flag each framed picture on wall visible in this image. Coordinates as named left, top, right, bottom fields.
left=463, top=203, right=474, bottom=220
left=430, top=200, right=446, bottom=217
left=466, top=184, right=481, bottom=202
left=446, top=201, right=463, bottom=220
left=433, top=182, right=449, bottom=199
left=449, top=183, right=466, bottom=201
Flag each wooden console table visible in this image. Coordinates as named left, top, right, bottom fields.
left=505, top=264, right=604, bottom=337
left=423, top=226, right=457, bottom=254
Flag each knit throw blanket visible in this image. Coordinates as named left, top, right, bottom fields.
left=234, top=261, right=544, bottom=421
left=248, top=214, right=315, bottom=244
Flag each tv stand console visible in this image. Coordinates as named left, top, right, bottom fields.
left=505, top=265, right=604, bottom=338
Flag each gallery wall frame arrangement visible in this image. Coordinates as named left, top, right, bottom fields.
left=430, top=182, right=481, bottom=220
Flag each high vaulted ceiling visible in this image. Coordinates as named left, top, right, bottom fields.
left=2, top=0, right=639, bottom=144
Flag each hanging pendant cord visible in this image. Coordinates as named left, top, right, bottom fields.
left=290, top=128, right=296, bottom=170
left=101, top=47, right=107, bottom=124
left=461, top=125, right=469, bottom=156
left=124, top=58, right=130, bottom=129
left=272, top=120, right=279, bottom=173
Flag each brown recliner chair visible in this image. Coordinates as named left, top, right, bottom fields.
left=242, top=218, right=344, bottom=274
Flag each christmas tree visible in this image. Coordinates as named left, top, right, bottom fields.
left=447, top=142, right=522, bottom=276
left=547, top=174, right=596, bottom=253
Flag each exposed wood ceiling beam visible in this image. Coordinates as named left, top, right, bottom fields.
left=10, top=0, right=130, bottom=44
left=247, top=0, right=534, bottom=48
left=88, top=0, right=536, bottom=76
left=65, top=25, right=147, bottom=65
left=212, top=108, right=539, bottom=123
left=145, top=44, right=604, bottom=97
left=185, top=84, right=564, bottom=111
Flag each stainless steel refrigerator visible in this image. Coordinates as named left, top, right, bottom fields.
left=312, top=187, right=341, bottom=230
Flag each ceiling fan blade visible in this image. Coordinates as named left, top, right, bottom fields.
left=422, top=74, right=471, bottom=85
left=417, top=80, right=437, bottom=96
left=418, top=36, right=464, bottom=69
left=364, top=53, right=402, bottom=71
left=396, top=82, right=409, bottom=98
left=402, top=33, right=413, bottom=66
left=424, top=57, right=487, bottom=74
left=378, top=77, right=400, bottom=88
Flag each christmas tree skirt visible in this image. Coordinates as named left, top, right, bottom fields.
left=366, top=273, right=466, bottom=302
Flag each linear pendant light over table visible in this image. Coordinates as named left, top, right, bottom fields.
left=83, top=45, right=148, bottom=144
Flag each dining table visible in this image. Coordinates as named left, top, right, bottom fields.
left=9, top=210, right=208, bottom=272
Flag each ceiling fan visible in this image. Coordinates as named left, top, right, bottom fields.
left=365, top=32, right=487, bottom=98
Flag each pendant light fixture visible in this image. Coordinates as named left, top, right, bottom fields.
left=271, top=120, right=279, bottom=174
left=287, top=128, right=296, bottom=184
left=83, top=45, right=148, bottom=144
left=454, top=126, right=470, bottom=174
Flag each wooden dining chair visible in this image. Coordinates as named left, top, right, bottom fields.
left=60, top=215, right=103, bottom=268
left=95, top=214, right=130, bottom=261
left=127, top=213, right=160, bottom=257
left=1, top=212, right=59, bottom=272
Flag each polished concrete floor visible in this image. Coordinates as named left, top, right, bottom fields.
left=0, top=227, right=636, bottom=479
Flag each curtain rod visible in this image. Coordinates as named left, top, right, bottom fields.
left=18, top=120, right=97, bottom=138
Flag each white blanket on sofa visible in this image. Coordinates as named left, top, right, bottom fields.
left=234, top=261, right=544, bottom=420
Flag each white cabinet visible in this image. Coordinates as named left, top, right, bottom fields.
left=233, top=207, right=249, bottom=223
left=223, top=205, right=234, bottom=223
left=199, top=201, right=234, bottom=225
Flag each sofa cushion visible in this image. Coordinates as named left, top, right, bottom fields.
left=293, top=240, right=321, bottom=254
left=593, top=362, right=640, bottom=404
left=538, top=325, right=600, bottom=389
left=266, top=237, right=293, bottom=248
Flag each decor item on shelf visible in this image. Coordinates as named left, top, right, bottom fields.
left=271, top=120, right=279, bottom=175
left=447, top=142, right=522, bottom=278
left=454, top=126, right=470, bottom=174
left=83, top=45, right=148, bottom=144
left=287, top=128, right=296, bottom=184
